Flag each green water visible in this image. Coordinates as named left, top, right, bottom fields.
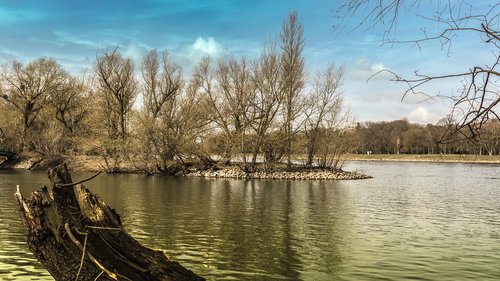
left=1, top=162, right=499, bottom=280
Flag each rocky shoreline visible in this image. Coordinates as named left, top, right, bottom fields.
left=186, top=166, right=372, bottom=180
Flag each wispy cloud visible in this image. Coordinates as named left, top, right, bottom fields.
left=121, top=41, right=150, bottom=64
left=188, top=37, right=225, bottom=60
left=0, top=7, right=45, bottom=25
left=0, top=49, right=18, bottom=63
left=348, top=58, right=393, bottom=81
left=170, top=36, right=227, bottom=71
left=53, top=31, right=101, bottom=49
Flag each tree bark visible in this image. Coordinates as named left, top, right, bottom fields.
left=14, top=163, right=204, bottom=281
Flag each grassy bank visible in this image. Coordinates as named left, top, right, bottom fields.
left=341, top=154, right=500, bottom=164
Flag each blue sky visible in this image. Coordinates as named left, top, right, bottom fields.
left=0, top=0, right=497, bottom=124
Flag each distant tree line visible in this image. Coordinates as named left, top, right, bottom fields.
left=0, top=12, right=353, bottom=173
left=350, top=119, right=500, bottom=156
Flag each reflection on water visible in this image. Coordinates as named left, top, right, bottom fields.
left=1, top=162, right=499, bottom=280
left=0, top=171, right=53, bottom=280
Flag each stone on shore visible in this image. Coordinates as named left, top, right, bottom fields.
left=186, top=166, right=372, bottom=180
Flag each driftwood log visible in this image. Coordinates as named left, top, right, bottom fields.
left=14, top=163, right=204, bottom=281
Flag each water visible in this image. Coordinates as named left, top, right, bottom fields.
left=0, top=161, right=499, bottom=280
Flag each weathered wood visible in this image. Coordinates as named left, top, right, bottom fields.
left=14, top=163, right=205, bottom=281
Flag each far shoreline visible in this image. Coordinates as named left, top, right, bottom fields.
left=2, top=153, right=499, bottom=180
left=340, top=154, right=500, bottom=165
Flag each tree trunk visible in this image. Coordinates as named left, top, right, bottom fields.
left=14, top=163, right=204, bottom=281
left=250, top=134, right=263, bottom=170
left=306, top=132, right=317, bottom=167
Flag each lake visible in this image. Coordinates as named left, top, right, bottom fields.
left=1, top=161, right=499, bottom=280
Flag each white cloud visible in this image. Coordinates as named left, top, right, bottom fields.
left=172, top=36, right=226, bottom=66
left=171, top=36, right=227, bottom=73
left=370, top=62, right=385, bottom=72
left=121, top=41, right=148, bottom=63
left=407, top=106, right=436, bottom=124
left=348, top=58, right=393, bottom=81
left=189, top=37, right=224, bottom=59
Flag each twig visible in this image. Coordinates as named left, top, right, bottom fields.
left=94, top=271, right=104, bottom=281
left=75, top=231, right=88, bottom=281
left=64, top=223, right=118, bottom=280
left=85, top=226, right=122, bottom=231
left=56, top=172, right=101, bottom=187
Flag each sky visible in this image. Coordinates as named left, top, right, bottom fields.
left=0, top=0, right=497, bottom=124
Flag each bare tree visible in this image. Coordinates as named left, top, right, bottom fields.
left=135, top=49, right=184, bottom=173
left=337, top=1, right=499, bottom=143
left=303, top=63, right=345, bottom=166
left=216, top=56, right=254, bottom=165
left=0, top=101, right=18, bottom=152
left=193, top=56, right=254, bottom=165
left=95, top=48, right=137, bottom=140
left=170, top=82, right=213, bottom=167
left=0, top=58, right=68, bottom=149
left=478, top=119, right=500, bottom=155
left=135, top=83, right=212, bottom=174
left=141, top=50, right=182, bottom=119
left=49, top=76, right=89, bottom=136
left=248, top=42, right=285, bottom=169
left=280, top=11, right=306, bottom=168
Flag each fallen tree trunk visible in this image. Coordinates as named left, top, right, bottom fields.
left=14, top=163, right=205, bottom=281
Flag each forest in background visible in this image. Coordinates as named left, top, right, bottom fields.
left=0, top=12, right=498, bottom=175
left=352, top=119, right=499, bottom=156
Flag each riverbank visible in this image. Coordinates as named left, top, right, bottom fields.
left=3, top=153, right=499, bottom=180
left=0, top=154, right=372, bottom=180
left=340, top=154, right=500, bottom=164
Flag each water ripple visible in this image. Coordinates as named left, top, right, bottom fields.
left=1, top=163, right=500, bottom=280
